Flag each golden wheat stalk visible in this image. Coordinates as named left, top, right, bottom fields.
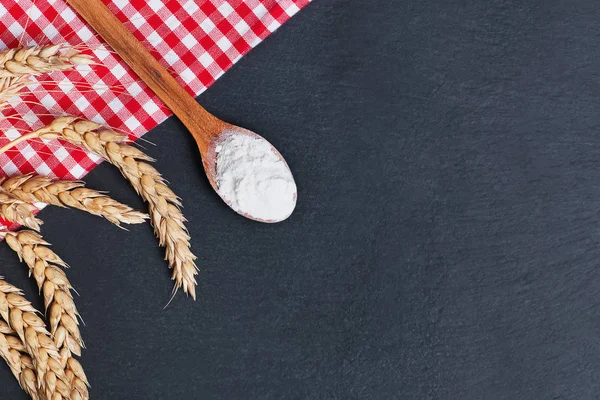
left=1, top=229, right=89, bottom=400
left=0, top=45, right=93, bottom=78
left=0, top=320, right=39, bottom=399
left=0, top=189, right=42, bottom=231
left=0, top=278, right=71, bottom=399
left=11, top=116, right=199, bottom=299
left=2, top=173, right=149, bottom=228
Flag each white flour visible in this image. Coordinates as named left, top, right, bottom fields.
left=215, top=133, right=297, bottom=221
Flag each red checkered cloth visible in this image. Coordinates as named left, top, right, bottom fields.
left=0, top=0, right=309, bottom=230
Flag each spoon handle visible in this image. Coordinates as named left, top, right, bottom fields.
left=66, top=0, right=219, bottom=153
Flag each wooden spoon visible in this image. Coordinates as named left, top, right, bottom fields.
left=65, top=0, right=297, bottom=223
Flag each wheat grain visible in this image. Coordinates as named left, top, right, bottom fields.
left=0, top=189, right=42, bottom=231
left=0, top=45, right=93, bottom=78
left=1, top=229, right=89, bottom=400
left=0, top=75, right=31, bottom=110
left=2, top=173, right=149, bottom=227
left=0, top=278, right=71, bottom=399
left=0, top=320, right=39, bottom=399
left=26, top=116, right=199, bottom=299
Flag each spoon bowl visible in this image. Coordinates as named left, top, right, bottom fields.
left=201, top=126, right=297, bottom=223
left=67, top=0, right=297, bottom=223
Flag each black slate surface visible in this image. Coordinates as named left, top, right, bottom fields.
left=3, top=0, right=600, bottom=398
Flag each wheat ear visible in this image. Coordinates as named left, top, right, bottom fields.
left=1, top=229, right=89, bottom=400
left=0, top=320, right=39, bottom=399
left=2, top=173, right=149, bottom=227
left=26, top=116, right=199, bottom=299
left=0, top=278, right=71, bottom=399
left=0, top=45, right=93, bottom=78
left=0, top=189, right=42, bottom=231
left=0, top=45, right=92, bottom=112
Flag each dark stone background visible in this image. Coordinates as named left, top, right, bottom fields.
left=3, top=0, right=600, bottom=398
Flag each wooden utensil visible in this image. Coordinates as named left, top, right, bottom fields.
left=65, top=0, right=296, bottom=223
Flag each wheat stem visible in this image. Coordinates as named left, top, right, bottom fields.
left=0, top=131, right=40, bottom=154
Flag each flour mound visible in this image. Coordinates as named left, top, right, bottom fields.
left=215, top=133, right=297, bottom=221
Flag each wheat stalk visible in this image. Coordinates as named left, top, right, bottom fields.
left=1, top=229, right=89, bottom=400
left=0, top=45, right=93, bottom=78
left=15, top=116, right=199, bottom=299
left=0, top=278, right=71, bottom=399
left=0, top=189, right=42, bottom=231
left=2, top=173, right=149, bottom=228
left=0, top=320, right=39, bottom=399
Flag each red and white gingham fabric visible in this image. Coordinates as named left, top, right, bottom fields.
left=0, top=0, right=309, bottom=229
